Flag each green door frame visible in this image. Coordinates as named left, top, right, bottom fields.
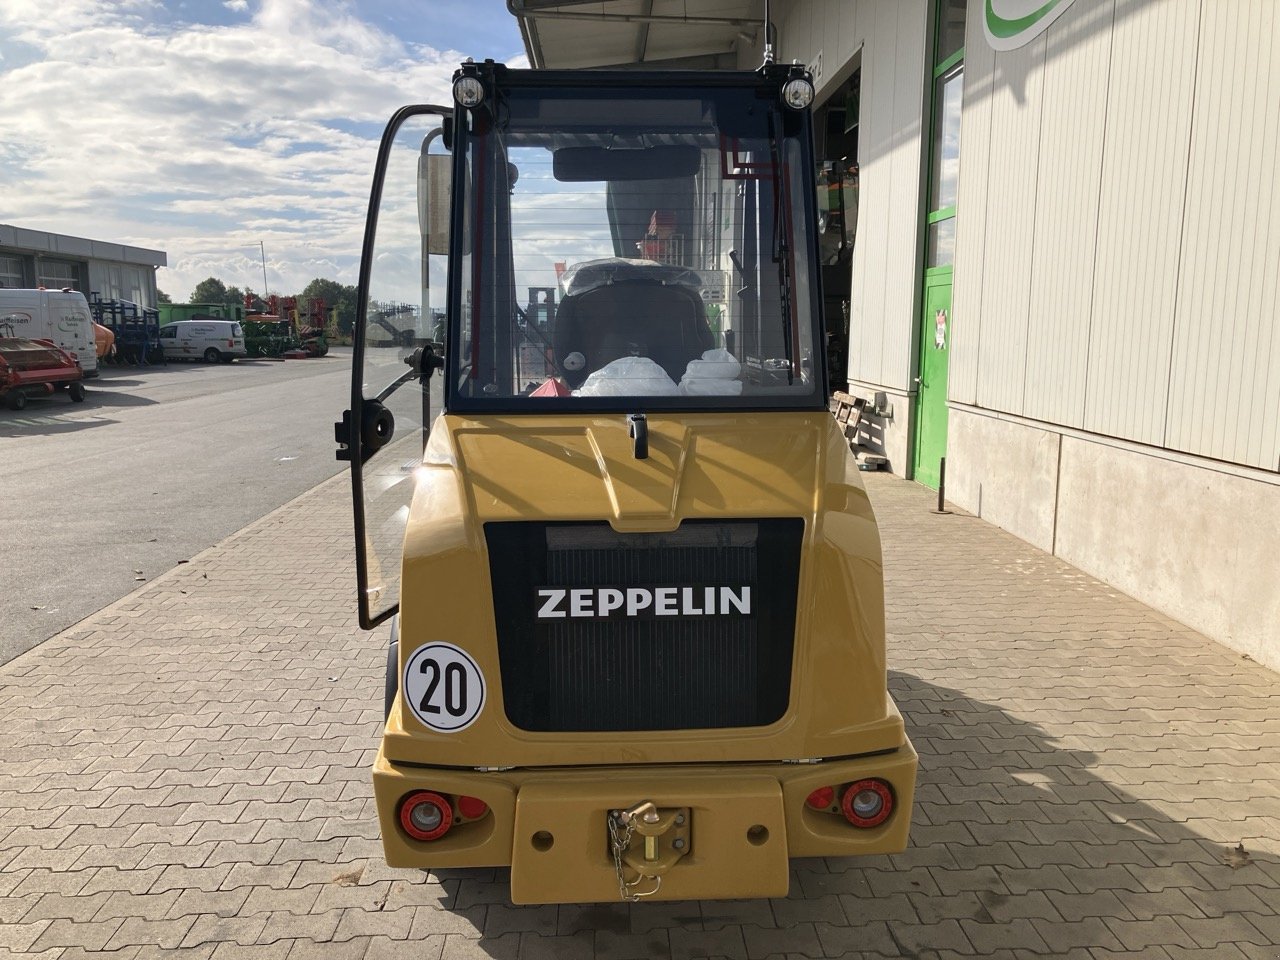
left=910, top=0, right=965, bottom=488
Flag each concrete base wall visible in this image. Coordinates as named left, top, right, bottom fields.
left=947, top=406, right=1280, bottom=673
left=946, top=409, right=1060, bottom=552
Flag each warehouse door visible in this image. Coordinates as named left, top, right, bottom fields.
left=912, top=0, right=966, bottom=488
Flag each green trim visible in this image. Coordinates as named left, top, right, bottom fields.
left=933, top=47, right=965, bottom=76
left=926, top=206, right=957, bottom=224
left=984, top=0, right=1063, bottom=40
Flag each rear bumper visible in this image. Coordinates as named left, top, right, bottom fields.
left=372, top=737, right=917, bottom=903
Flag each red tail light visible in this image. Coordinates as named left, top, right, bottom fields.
left=399, top=791, right=453, bottom=841
left=457, top=795, right=488, bottom=819
left=841, top=779, right=894, bottom=828
left=805, top=786, right=835, bottom=810
left=227, top=339, right=234, bottom=347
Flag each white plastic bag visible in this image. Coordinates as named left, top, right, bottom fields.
left=679, top=348, right=743, bottom=396
left=574, top=356, right=679, bottom=397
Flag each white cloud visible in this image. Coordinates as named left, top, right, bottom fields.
left=0, top=0, right=477, bottom=301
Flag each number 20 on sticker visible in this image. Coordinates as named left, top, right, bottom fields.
left=403, top=643, right=486, bottom=732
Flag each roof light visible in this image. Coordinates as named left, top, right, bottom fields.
left=453, top=76, right=485, bottom=108
left=782, top=77, right=815, bottom=110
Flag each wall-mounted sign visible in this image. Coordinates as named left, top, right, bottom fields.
left=984, top=0, right=1078, bottom=51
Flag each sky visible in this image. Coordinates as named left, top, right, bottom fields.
left=0, top=0, right=526, bottom=301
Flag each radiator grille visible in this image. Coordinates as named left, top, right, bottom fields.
left=485, top=519, right=802, bottom=732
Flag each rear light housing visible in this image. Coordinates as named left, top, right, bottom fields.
left=399, top=791, right=452, bottom=841
left=840, top=779, right=894, bottom=828
left=397, top=790, right=491, bottom=842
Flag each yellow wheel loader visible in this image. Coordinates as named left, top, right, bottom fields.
left=336, top=59, right=916, bottom=904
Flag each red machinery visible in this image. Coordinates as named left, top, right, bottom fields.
left=0, top=338, right=86, bottom=411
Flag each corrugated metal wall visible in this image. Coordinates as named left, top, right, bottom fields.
left=950, top=0, right=1280, bottom=472
left=780, top=0, right=930, bottom=395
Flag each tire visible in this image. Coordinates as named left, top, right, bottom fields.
left=384, top=616, right=400, bottom=721
left=7, top=392, right=26, bottom=411
left=204, top=347, right=221, bottom=363
left=68, top=382, right=86, bottom=402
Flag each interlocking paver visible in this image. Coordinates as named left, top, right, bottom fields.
left=0, top=472, right=1277, bottom=960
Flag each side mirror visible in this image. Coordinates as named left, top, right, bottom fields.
left=418, top=137, right=452, bottom=257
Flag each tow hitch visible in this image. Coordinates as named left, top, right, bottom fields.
left=607, top=800, right=691, bottom=901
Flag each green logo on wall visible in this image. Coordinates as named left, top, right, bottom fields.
left=984, top=0, right=1078, bottom=51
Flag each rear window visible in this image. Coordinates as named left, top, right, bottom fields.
left=232, top=324, right=243, bottom=336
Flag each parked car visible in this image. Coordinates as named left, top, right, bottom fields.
left=0, top=288, right=98, bottom=377
left=158, top=319, right=247, bottom=363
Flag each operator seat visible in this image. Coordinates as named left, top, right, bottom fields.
left=552, top=259, right=713, bottom=390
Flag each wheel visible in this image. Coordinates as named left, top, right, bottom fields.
left=68, top=382, right=86, bottom=402
left=204, top=347, right=221, bottom=363
left=6, top=392, right=26, bottom=411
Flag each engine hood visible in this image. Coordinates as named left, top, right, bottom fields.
left=386, top=411, right=904, bottom=768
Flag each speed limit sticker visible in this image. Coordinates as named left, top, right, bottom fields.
left=403, top=642, right=486, bottom=732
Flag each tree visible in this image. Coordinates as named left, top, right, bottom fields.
left=156, top=289, right=172, bottom=303
left=190, top=277, right=228, bottom=305
left=300, top=277, right=358, bottom=335
left=226, top=286, right=245, bottom=310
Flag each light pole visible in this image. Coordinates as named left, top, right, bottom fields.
left=258, top=241, right=269, bottom=305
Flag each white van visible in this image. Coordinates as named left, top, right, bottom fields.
left=0, top=288, right=99, bottom=377
left=159, top=319, right=247, bottom=363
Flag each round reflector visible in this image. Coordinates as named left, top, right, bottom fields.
left=782, top=77, right=815, bottom=110
left=805, top=786, right=835, bottom=810
left=453, top=76, right=485, bottom=108
left=399, top=791, right=453, bottom=841
left=457, top=795, right=489, bottom=820
left=841, top=779, right=894, bottom=828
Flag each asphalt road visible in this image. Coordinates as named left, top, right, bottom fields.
left=0, top=351, right=361, bottom=665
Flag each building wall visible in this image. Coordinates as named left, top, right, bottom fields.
left=950, top=0, right=1280, bottom=471
left=947, top=0, right=1280, bottom=670
left=0, top=224, right=165, bottom=308
left=775, top=0, right=931, bottom=472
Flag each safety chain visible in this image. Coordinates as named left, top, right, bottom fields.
left=607, top=810, right=661, bottom=902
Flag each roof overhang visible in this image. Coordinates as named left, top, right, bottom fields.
left=509, top=0, right=765, bottom=70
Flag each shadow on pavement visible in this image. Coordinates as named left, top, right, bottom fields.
left=397, top=674, right=1277, bottom=958
left=0, top=410, right=117, bottom=436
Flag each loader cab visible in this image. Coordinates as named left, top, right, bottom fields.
left=448, top=64, right=825, bottom=410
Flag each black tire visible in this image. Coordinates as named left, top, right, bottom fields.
left=7, top=392, right=26, bottom=411
left=68, top=382, right=86, bottom=402
left=384, top=616, right=400, bottom=721
left=204, top=347, right=221, bottom=363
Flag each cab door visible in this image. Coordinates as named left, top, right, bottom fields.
left=337, top=105, right=453, bottom=629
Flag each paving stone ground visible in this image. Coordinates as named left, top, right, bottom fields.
left=1, top=471, right=1277, bottom=960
